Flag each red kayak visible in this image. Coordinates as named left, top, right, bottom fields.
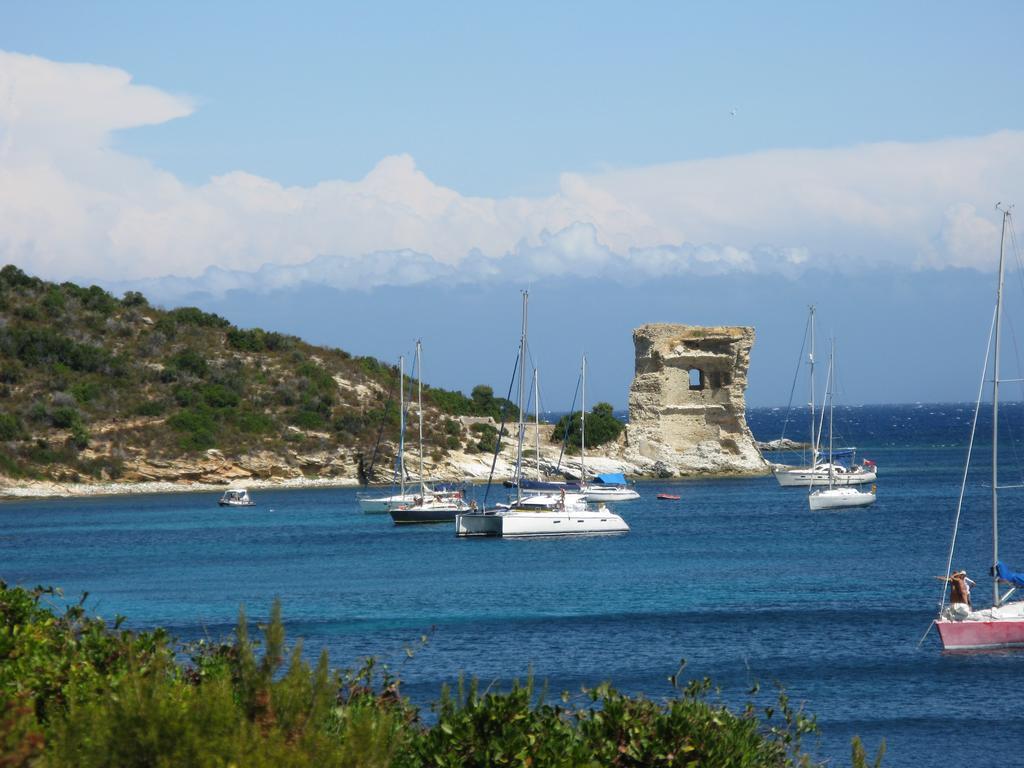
left=657, top=493, right=681, bottom=501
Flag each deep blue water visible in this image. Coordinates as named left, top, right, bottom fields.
left=5, top=402, right=1024, bottom=766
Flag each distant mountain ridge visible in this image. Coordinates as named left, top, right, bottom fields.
left=0, top=265, right=517, bottom=487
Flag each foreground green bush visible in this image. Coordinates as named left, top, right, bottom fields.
left=0, top=582, right=883, bottom=767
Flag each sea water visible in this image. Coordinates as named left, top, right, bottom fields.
left=4, top=403, right=1024, bottom=767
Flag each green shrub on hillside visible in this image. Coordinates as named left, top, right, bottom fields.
left=170, top=348, right=209, bottom=378
left=0, top=267, right=523, bottom=478
left=201, top=383, right=241, bottom=409
left=425, top=383, right=519, bottom=422
left=551, top=402, right=624, bottom=450
left=0, top=326, right=117, bottom=374
left=167, top=306, right=231, bottom=329
left=0, top=413, right=25, bottom=441
left=226, top=327, right=293, bottom=352
left=167, top=407, right=217, bottom=451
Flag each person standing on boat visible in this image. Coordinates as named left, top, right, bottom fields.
left=948, top=570, right=975, bottom=608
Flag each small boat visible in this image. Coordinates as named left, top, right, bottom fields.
left=809, top=485, right=876, bottom=510
left=935, top=205, right=1024, bottom=651
left=581, top=472, right=640, bottom=502
left=807, top=342, right=877, bottom=512
left=218, top=488, right=255, bottom=507
left=656, top=493, right=681, bottom=501
left=773, top=306, right=877, bottom=487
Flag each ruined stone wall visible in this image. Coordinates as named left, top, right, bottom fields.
left=626, top=324, right=768, bottom=476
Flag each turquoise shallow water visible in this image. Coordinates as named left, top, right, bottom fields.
left=4, top=403, right=1024, bottom=766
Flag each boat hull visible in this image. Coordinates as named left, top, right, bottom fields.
left=774, top=467, right=876, bottom=487
left=581, top=487, right=640, bottom=502
left=937, top=617, right=1024, bottom=650
left=808, top=488, right=876, bottom=510
left=358, top=493, right=418, bottom=513
left=389, top=505, right=467, bottom=524
left=456, top=509, right=629, bottom=537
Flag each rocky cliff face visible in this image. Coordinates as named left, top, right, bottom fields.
left=625, top=324, right=768, bottom=476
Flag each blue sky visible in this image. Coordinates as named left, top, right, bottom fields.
left=6, top=2, right=1020, bottom=194
left=3, top=2, right=1024, bottom=407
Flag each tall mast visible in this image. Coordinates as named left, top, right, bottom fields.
left=581, top=353, right=587, bottom=484
left=515, top=291, right=528, bottom=501
left=399, top=355, right=405, bottom=497
left=416, top=340, right=424, bottom=496
left=809, top=305, right=817, bottom=464
left=993, top=207, right=1010, bottom=606
left=827, top=340, right=835, bottom=490
left=534, top=368, right=541, bottom=481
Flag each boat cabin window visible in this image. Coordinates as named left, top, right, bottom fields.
left=688, top=368, right=704, bottom=391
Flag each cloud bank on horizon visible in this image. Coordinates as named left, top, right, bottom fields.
left=1, top=49, right=1021, bottom=297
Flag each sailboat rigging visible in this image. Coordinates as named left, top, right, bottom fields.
left=935, top=204, right=1024, bottom=650
left=773, top=305, right=878, bottom=487
left=456, top=292, right=629, bottom=537
left=389, top=341, right=471, bottom=524
left=807, top=339, right=876, bottom=511
left=357, top=355, right=419, bottom=513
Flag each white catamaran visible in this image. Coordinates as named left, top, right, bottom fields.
left=456, top=293, right=629, bottom=537
left=935, top=205, right=1024, bottom=650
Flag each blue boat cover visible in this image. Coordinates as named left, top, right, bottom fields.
left=816, top=448, right=855, bottom=466
left=996, top=561, right=1024, bottom=588
left=594, top=473, right=627, bottom=485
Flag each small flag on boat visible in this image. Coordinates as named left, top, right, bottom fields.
left=863, top=459, right=876, bottom=468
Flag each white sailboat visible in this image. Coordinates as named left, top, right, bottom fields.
left=774, top=306, right=877, bottom=487
left=390, top=341, right=471, bottom=525
left=935, top=205, right=1024, bottom=650
left=358, top=354, right=419, bottom=513
left=808, top=341, right=876, bottom=511
left=456, top=293, right=628, bottom=537
left=577, top=356, right=639, bottom=503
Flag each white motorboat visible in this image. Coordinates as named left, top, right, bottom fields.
left=389, top=341, right=471, bottom=525
left=935, top=205, right=1024, bottom=650
left=218, top=488, right=255, bottom=507
left=456, top=293, right=628, bottom=538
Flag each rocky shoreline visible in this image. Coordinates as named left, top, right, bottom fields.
left=0, top=421, right=767, bottom=501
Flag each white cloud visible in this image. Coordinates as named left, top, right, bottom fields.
left=0, top=49, right=1022, bottom=289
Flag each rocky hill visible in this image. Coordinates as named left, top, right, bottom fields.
left=0, top=265, right=522, bottom=492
